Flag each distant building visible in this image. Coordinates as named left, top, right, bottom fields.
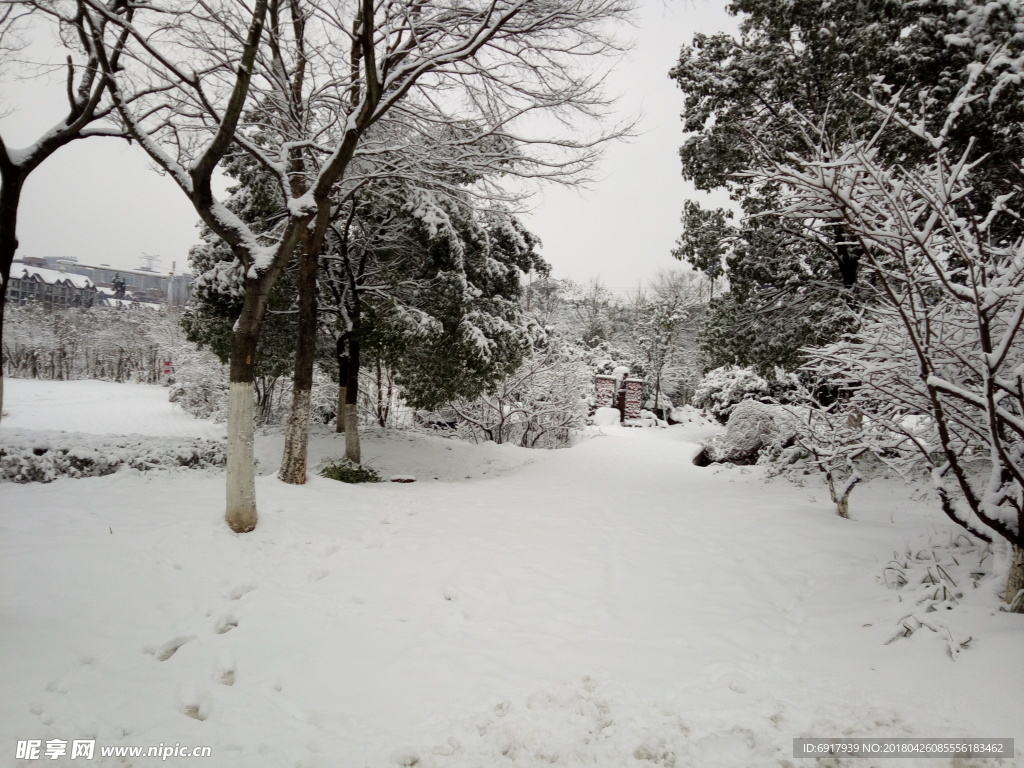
left=7, top=264, right=101, bottom=309
left=24, top=257, right=194, bottom=307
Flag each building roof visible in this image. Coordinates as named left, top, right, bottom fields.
left=12, top=264, right=95, bottom=289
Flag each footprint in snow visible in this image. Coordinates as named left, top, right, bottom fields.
left=228, top=584, right=257, bottom=600
left=214, top=651, right=236, bottom=686
left=146, top=635, right=196, bottom=661
left=214, top=615, right=238, bottom=634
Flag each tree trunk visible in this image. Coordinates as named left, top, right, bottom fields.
left=335, top=339, right=348, bottom=433
left=0, top=168, right=26, bottom=426
left=278, top=243, right=320, bottom=484
left=344, top=337, right=361, bottom=464
left=1005, top=545, right=1024, bottom=611
left=225, top=284, right=270, bottom=533
left=827, top=470, right=858, bottom=520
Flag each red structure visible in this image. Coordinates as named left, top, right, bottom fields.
left=624, top=378, right=644, bottom=420
left=594, top=374, right=617, bottom=409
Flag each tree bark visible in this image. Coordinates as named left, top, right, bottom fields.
left=344, top=336, right=361, bottom=463
left=225, top=280, right=274, bottom=533
left=335, top=336, right=348, bottom=432
left=1005, top=545, right=1024, bottom=611
left=827, top=470, right=858, bottom=519
left=278, top=241, right=320, bottom=484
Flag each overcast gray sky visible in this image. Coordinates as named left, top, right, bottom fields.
left=2, top=1, right=738, bottom=289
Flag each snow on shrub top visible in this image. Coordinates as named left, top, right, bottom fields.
left=692, top=366, right=770, bottom=423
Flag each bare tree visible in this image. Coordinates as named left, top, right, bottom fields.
left=628, top=270, right=703, bottom=415
left=447, top=334, right=590, bottom=448
left=0, top=1, right=139, bottom=421
left=759, top=89, right=1024, bottom=608
left=78, top=0, right=633, bottom=531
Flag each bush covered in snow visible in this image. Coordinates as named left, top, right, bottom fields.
left=692, top=366, right=770, bottom=423
left=0, top=429, right=226, bottom=483
left=700, top=400, right=798, bottom=465
left=692, top=366, right=800, bottom=423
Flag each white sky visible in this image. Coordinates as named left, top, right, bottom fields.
left=1, top=1, right=738, bottom=289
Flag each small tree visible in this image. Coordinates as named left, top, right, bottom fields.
left=761, top=89, right=1024, bottom=608
left=447, top=333, right=590, bottom=448
left=628, top=271, right=703, bottom=415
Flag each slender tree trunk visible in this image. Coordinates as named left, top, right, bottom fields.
left=1006, top=545, right=1024, bottom=611
left=0, top=168, right=26, bottom=425
left=826, top=469, right=858, bottom=520
left=376, top=359, right=386, bottom=427
left=279, top=242, right=320, bottom=484
left=344, top=337, right=361, bottom=463
left=335, top=337, right=348, bottom=433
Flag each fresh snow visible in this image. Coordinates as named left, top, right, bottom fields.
left=1, top=379, right=224, bottom=438
left=1, top=379, right=1022, bottom=767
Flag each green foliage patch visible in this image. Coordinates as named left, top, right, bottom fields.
left=316, top=457, right=382, bottom=484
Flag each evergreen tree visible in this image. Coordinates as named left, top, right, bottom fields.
left=671, top=0, right=1024, bottom=374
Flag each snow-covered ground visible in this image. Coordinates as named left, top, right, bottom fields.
left=1, top=379, right=1021, bottom=767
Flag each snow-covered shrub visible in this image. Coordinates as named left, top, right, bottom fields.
left=692, top=366, right=803, bottom=423
left=879, top=533, right=996, bottom=655
left=167, top=343, right=230, bottom=421
left=0, top=429, right=226, bottom=483
left=448, top=341, right=591, bottom=449
left=692, top=366, right=770, bottom=423
left=316, top=456, right=381, bottom=483
left=701, top=400, right=798, bottom=465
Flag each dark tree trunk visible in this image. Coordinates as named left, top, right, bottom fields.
left=279, top=240, right=321, bottom=484
left=335, top=337, right=349, bottom=433
left=344, top=336, right=361, bottom=463
left=834, top=228, right=859, bottom=289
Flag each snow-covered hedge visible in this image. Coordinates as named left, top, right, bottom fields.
left=0, top=430, right=226, bottom=483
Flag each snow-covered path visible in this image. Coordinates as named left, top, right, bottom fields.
left=1, top=383, right=1021, bottom=767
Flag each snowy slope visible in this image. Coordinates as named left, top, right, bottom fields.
left=1, top=380, right=1021, bottom=767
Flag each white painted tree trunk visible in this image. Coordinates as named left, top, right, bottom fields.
left=0, top=372, right=5, bottom=423
left=226, top=382, right=258, bottom=532
left=344, top=403, right=360, bottom=464
left=1006, top=546, right=1024, bottom=611
left=278, top=387, right=311, bottom=484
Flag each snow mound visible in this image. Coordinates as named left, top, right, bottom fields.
left=591, top=407, right=622, bottom=427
